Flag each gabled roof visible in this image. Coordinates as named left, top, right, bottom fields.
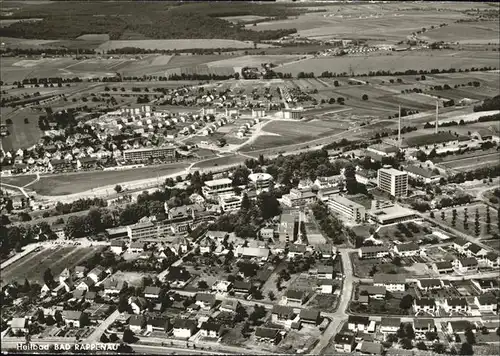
left=286, top=289, right=305, bottom=300
left=200, top=321, right=222, bottom=332
left=360, top=341, right=383, bottom=355
left=334, top=333, right=355, bottom=345
left=299, top=309, right=320, bottom=321
left=447, top=298, right=468, bottom=307
left=360, top=245, right=389, bottom=253
left=196, top=293, right=216, bottom=304
left=448, top=320, right=472, bottom=332
left=380, top=317, right=401, bottom=328
left=255, top=327, right=280, bottom=339
left=272, top=305, right=295, bottom=319
left=11, top=318, right=28, bottom=328
left=414, top=298, right=436, bottom=306
left=62, top=310, right=83, bottom=320
left=418, top=279, right=442, bottom=288
left=233, top=280, right=252, bottom=291
left=359, top=285, right=386, bottom=296
left=173, top=318, right=197, bottom=330
left=459, top=257, right=478, bottom=267
left=396, top=242, right=420, bottom=252
left=413, top=318, right=434, bottom=329
left=467, top=243, right=483, bottom=254
left=477, top=293, right=497, bottom=305
left=434, top=261, right=453, bottom=269
left=129, top=315, right=146, bottom=326
left=147, top=316, right=169, bottom=328
left=144, top=286, right=161, bottom=295
left=348, top=315, right=370, bottom=325
left=373, top=273, right=406, bottom=284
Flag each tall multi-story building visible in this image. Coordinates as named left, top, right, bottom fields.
left=327, top=195, right=366, bottom=223
left=377, top=167, right=408, bottom=197
left=123, top=146, right=176, bottom=162
left=202, top=178, right=234, bottom=201
left=248, top=173, right=273, bottom=192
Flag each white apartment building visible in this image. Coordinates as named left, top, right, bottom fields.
left=127, top=221, right=158, bottom=240
left=202, top=178, right=234, bottom=201
left=248, top=173, right=273, bottom=192
left=377, top=167, right=408, bottom=197
left=123, top=146, right=176, bottom=162
left=327, top=195, right=366, bottom=223
left=219, top=195, right=242, bottom=212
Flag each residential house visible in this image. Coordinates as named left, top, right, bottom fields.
left=447, top=320, right=474, bottom=334
left=110, top=240, right=125, bottom=255
left=393, top=242, right=421, bottom=257
left=103, top=279, right=124, bottom=296
left=300, top=309, right=321, bottom=325
left=219, top=299, right=239, bottom=314
left=283, top=289, right=306, bottom=306
left=233, top=281, right=252, bottom=295
left=316, top=244, right=335, bottom=259
left=348, top=315, right=370, bottom=332
left=417, top=279, right=443, bottom=291
left=287, top=244, right=307, bottom=259
left=212, top=280, right=232, bottom=294
left=433, top=261, right=454, bottom=275
left=358, top=246, right=390, bottom=259
left=255, top=327, right=282, bottom=344
left=334, top=333, right=356, bottom=353
left=373, top=274, right=406, bottom=292
left=143, top=286, right=161, bottom=300
left=317, top=279, right=335, bottom=294
left=146, top=316, right=170, bottom=333
left=129, top=241, right=146, bottom=254
left=483, top=252, right=500, bottom=268
left=271, top=305, right=297, bottom=329
left=129, top=297, right=148, bottom=314
left=195, top=293, right=216, bottom=310
left=380, top=317, right=401, bottom=334
left=87, top=266, right=105, bottom=284
left=235, top=246, right=270, bottom=262
left=454, top=257, right=478, bottom=273
left=74, top=266, right=87, bottom=279
left=413, top=298, right=437, bottom=315
left=413, top=318, right=435, bottom=334
left=442, top=298, right=469, bottom=314
left=59, top=268, right=74, bottom=283
left=62, top=310, right=85, bottom=328
left=165, top=267, right=191, bottom=288
left=471, top=279, right=499, bottom=293
left=358, top=285, right=386, bottom=300
left=200, top=321, right=222, bottom=338
left=312, top=264, right=334, bottom=279
left=76, top=277, right=95, bottom=292
left=465, top=243, right=488, bottom=259
left=474, top=294, right=498, bottom=314
left=129, top=315, right=146, bottom=332
left=453, top=238, right=471, bottom=255
left=72, top=289, right=86, bottom=301
left=360, top=341, right=384, bottom=356
left=172, top=318, right=197, bottom=339
left=10, top=318, right=29, bottom=334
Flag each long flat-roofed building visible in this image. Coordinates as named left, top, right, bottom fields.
left=327, top=195, right=366, bottom=223
left=219, top=195, right=242, bottom=212
left=127, top=221, right=158, bottom=240
left=377, top=167, right=408, bottom=197
left=202, top=178, right=233, bottom=201
left=123, top=146, right=176, bottom=162
left=369, top=204, right=419, bottom=225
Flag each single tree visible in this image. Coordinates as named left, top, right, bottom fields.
left=114, top=185, right=123, bottom=193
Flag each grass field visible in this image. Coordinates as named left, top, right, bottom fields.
left=243, top=119, right=345, bottom=151
left=1, top=175, right=37, bottom=187
left=438, top=152, right=500, bottom=173
left=419, top=21, right=500, bottom=45
left=1, top=245, right=104, bottom=286
left=276, top=51, right=499, bottom=77
left=435, top=203, right=499, bottom=240
left=0, top=109, right=43, bottom=151
left=30, top=162, right=189, bottom=196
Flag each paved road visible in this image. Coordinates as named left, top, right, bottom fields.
left=84, top=309, right=120, bottom=343
left=311, top=248, right=355, bottom=355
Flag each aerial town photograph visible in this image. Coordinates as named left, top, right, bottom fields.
left=0, top=0, right=499, bottom=355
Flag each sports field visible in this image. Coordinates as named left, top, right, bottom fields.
left=1, top=175, right=37, bottom=187
left=1, top=245, right=104, bottom=286
left=438, top=152, right=500, bottom=173
left=30, top=162, right=189, bottom=196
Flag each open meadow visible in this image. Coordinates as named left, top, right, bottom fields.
left=1, top=245, right=104, bottom=286
left=29, top=162, right=189, bottom=196
left=99, top=39, right=274, bottom=51
left=276, top=51, right=499, bottom=77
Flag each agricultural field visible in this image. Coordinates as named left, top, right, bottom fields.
left=438, top=152, right=500, bottom=173
left=276, top=51, right=499, bottom=77
left=206, top=54, right=302, bottom=70
left=220, top=15, right=268, bottom=24
left=0, top=108, right=44, bottom=151
left=1, top=245, right=104, bottom=286
left=434, top=203, right=500, bottom=240
left=29, top=162, right=189, bottom=196
left=418, top=21, right=500, bottom=45
left=99, top=39, right=274, bottom=51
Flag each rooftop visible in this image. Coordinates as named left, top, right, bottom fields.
left=204, top=178, right=232, bottom=187
left=403, top=131, right=468, bottom=147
